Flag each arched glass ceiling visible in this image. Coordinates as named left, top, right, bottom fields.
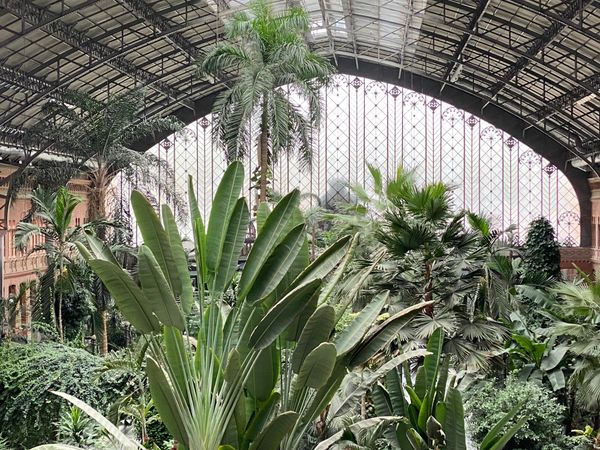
left=116, top=75, right=581, bottom=245
left=0, top=0, right=598, bottom=165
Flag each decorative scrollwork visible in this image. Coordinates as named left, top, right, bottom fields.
left=480, top=126, right=501, bottom=144
left=518, top=150, right=542, bottom=167
left=442, top=106, right=463, bottom=124
left=403, top=91, right=425, bottom=106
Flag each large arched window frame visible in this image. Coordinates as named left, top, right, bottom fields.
left=118, top=74, right=581, bottom=246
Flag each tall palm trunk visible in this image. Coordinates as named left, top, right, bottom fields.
left=88, top=163, right=110, bottom=355
left=57, top=247, right=64, bottom=341
left=257, top=110, right=269, bottom=205
left=424, top=260, right=434, bottom=316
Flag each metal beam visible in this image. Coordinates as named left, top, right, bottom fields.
left=0, top=0, right=193, bottom=110
left=340, top=0, right=359, bottom=69
left=442, top=0, right=490, bottom=85
left=397, top=0, right=415, bottom=78
left=115, top=0, right=200, bottom=60
left=316, top=0, right=337, bottom=65
left=534, top=72, right=600, bottom=120
left=485, top=0, right=593, bottom=104
left=0, top=64, right=63, bottom=95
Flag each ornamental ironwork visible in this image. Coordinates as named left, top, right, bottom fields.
left=117, top=75, right=581, bottom=246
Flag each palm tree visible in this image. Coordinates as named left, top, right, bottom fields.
left=335, top=166, right=510, bottom=370
left=15, top=187, right=91, bottom=340
left=23, top=88, right=182, bottom=224
left=20, top=88, right=182, bottom=354
left=543, top=276, right=600, bottom=416
left=198, top=0, right=334, bottom=204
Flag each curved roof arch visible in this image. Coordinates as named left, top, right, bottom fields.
left=0, top=0, right=597, bottom=157
left=0, top=2, right=597, bottom=195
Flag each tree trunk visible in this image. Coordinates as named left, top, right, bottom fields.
left=89, top=164, right=111, bottom=354
left=100, top=309, right=109, bottom=355
left=424, top=261, right=434, bottom=316
left=57, top=283, right=64, bottom=341
left=257, top=111, right=269, bottom=206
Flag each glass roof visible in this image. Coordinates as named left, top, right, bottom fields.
left=0, top=0, right=598, bottom=160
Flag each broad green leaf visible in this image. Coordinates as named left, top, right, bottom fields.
left=162, top=204, right=194, bottom=314
left=256, top=202, right=271, bottom=233
left=248, top=411, right=299, bottom=450
left=88, top=259, right=159, bottom=333
left=303, top=360, right=347, bottom=423
left=131, top=190, right=181, bottom=295
left=164, top=326, right=192, bottom=400
left=146, top=357, right=189, bottom=449
left=480, top=401, right=525, bottom=450
left=396, top=419, right=413, bottom=450
left=414, top=366, right=427, bottom=401
left=206, top=161, right=245, bottom=276
left=83, top=233, right=119, bottom=265
left=292, top=305, right=335, bottom=373
left=329, top=350, right=427, bottom=418
left=350, top=300, right=433, bottom=367
left=238, top=190, right=301, bottom=301
left=224, top=348, right=241, bottom=383
left=243, top=391, right=281, bottom=445
left=405, top=385, right=422, bottom=409
left=213, top=198, right=250, bottom=293
left=294, top=342, right=337, bottom=391
left=315, top=417, right=402, bottom=450
left=487, top=417, right=527, bottom=450
left=372, top=383, right=393, bottom=416
left=424, top=328, right=444, bottom=393
left=540, top=345, right=568, bottom=371
left=417, top=392, right=430, bottom=435
left=387, top=368, right=406, bottom=416
left=49, top=391, right=142, bottom=450
left=188, top=176, right=207, bottom=282
left=547, top=368, right=566, bottom=391
left=288, top=235, right=352, bottom=291
left=333, top=291, right=388, bottom=356
left=284, top=289, right=318, bottom=342
left=246, top=345, right=279, bottom=402
left=406, top=427, right=429, bottom=450
left=138, top=245, right=185, bottom=330
left=443, top=388, right=467, bottom=450
left=249, top=279, right=321, bottom=349
left=319, top=233, right=358, bottom=304
left=246, top=224, right=307, bottom=304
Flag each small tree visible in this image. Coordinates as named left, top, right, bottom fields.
left=523, top=218, right=561, bottom=281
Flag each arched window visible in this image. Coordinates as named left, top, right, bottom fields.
left=118, top=75, right=580, bottom=246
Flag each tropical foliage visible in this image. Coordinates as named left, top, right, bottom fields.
left=198, top=0, right=334, bottom=203
left=15, top=187, right=95, bottom=340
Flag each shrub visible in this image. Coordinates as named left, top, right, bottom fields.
left=0, top=343, right=126, bottom=448
left=465, top=375, right=568, bottom=450
left=522, top=217, right=561, bottom=281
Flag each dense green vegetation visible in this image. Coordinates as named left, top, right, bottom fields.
left=1, top=2, right=597, bottom=449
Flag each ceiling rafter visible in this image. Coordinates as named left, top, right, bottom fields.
left=534, top=72, right=600, bottom=121
left=0, top=64, right=67, bottom=96
left=485, top=0, right=594, bottom=105
left=0, top=0, right=194, bottom=110
left=441, top=0, right=490, bottom=85
left=115, top=0, right=200, bottom=60
left=397, top=0, right=415, bottom=78
left=340, top=0, right=358, bottom=69
left=317, top=0, right=337, bottom=65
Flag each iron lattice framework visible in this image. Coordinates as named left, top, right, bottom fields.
left=0, top=0, right=597, bottom=164
left=115, top=75, right=581, bottom=246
